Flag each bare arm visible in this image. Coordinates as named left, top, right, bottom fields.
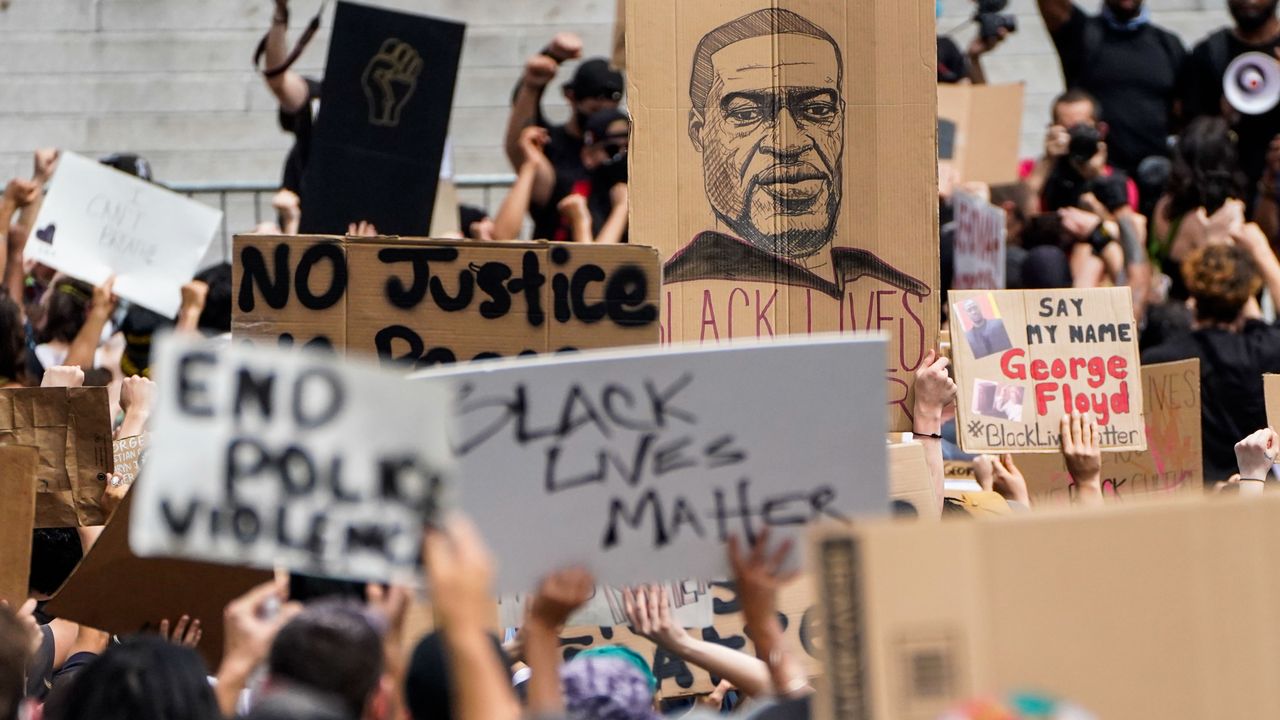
left=912, top=349, right=956, bottom=515
left=1062, top=413, right=1104, bottom=506
left=1236, top=223, right=1280, bottom=316
left=623, top=585, right=772, bottom=697
left=1038, top=0, right=1075, bottom=34
left=523, top=568, right=594, bottom=716
left=263, top=3, right=311, bottom=113
left=505, top=79, right=549, bottom=170
left=64, top=277, right=116, bottom=371
left=594, top=185, right=629, bottom=245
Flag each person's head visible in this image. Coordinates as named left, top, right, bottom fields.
left=268, top=601, right=387, bottom=720
left=561, top=650, right=659, bottom=720
left=1050, top=89, right=1101, bottom=130
left=1182, top=244, right=1261, bottom=325
left=404, top=631, right=510, bottom=720
left=51, top=636, right=219, bottom=720
left=0, top=295, right=27, bottom=386
left=29, top=527, right=83, bottom=598
left=1165, top=116, right=1246, bottom=220
left=0, top=607, right=28, bottom=720
left=688, top=8, right=845, bottom=260
left=963, top=299, right=985, bottom=325
left=195, top=263, right=232, bottom=334
left=37, top=277, right=92, bottom=344
left=1104, top=0, right=1145, bottom=21
left=1229, top=0, right=1280, bottom=34
left=582, top=108, right=631, bottom=173
left=564, top=59, right=624, bottom=129
left=458, top=205, right=494, bottom=241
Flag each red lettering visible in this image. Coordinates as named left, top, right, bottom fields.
left=1000, top=348, right=1026, bottom=380
left=755, top=289, right=776, bottom=337
left=699, top=289, right=720, bottom=342
left=726, top=288, right=749, bottom=340
left=1108, top=355, right=1128, bottom=380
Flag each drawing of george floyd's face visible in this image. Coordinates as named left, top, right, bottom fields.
left=690, top=34, right=845, bottom=261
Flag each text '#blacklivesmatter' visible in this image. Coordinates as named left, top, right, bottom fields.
left=237, top=242, right=658, bottom=365
left=453, top=373, right=848, bottom=552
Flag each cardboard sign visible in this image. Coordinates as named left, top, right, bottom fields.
left=232, top=235, right=662, bottom=365
left=560, top=579, right=820, bottom=698
left=0, top=387, right=114, bottom=528
left=413, top=335, right=889, bottom=594
left=128, top=335, right=455, bottom=583
left=888, top=441, right=939, bottom=520
left=46, top=487, right=271, bottom=671
left=0, top=447, right=38, bottom=605
left=299, top=2, right=464, bottom=235
left=1017, top=360, right=1203, bottom=503
left=1264, top=374, right=1280, bottom=432
left=952, top=193, right=1007, bottom=290
left=113, top=434, right=148, bottom=486
left=937, top=82, right=1026, bottom=186
left=811, top=494, right=1280, bottom=720
left=950, top=288, right=1144, bottom=454
left=27, top=151, right=222, bottom=318
left=500, top=580, right=713, bottom=630
left=627, top=0, right=941, bottom=433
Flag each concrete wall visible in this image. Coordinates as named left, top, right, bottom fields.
left=0, top=0, right=1235, bottom=227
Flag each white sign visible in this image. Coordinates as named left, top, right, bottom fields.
left=498, top=580, right=713, bottom=629
left=414, top=335, right=889, bottom=594
left=129, top=335, right=454, bottom=583
left=953, top=193, right=1007, bottom=290
left=28, top=152, right=222, bottom=318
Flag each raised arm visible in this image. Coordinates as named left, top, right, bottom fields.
left=493, top=127, right=554, bottom=240
left=1234, top=428, right=1278, bottom=494
left=504, top=34, right=581, bottom=169
left=913, top=349, right=957, bottom=514
left=1234, top=222, right=1280, bottom=317
left=262, top=0, right=312, bottom=113
left=1062, top=412, right=1104, bottom=505
left=1037, top=0, right=1075, bottom=35
left=523, top=566, right=594, bottom=716
left=623, top=584, right=772, bottom=697
left=594, top=183, right=629, bottom=244
left=64, top=276, right=117, bottom=371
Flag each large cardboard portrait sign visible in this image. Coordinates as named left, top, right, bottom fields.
left=628, top=0, right=940, bottom=432
left=951, top=288, right=1144, bottom=454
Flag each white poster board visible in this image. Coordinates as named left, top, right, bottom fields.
left=414, top=335, right=889, bottom=594
left=27, top=152, right=222, bottom=318
left=129, top=335, right=454, bottom=583
left=952, top=193, right=1007, bottom=290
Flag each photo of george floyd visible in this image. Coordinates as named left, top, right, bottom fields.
left=952, top=292, right=1014, bottom=360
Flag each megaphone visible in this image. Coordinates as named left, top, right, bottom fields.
left=1224, top=51, right=1280, bottom=116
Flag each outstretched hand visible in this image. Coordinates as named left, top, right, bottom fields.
left=623, top=584, right=689, bottom=650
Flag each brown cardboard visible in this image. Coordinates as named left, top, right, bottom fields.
left=45, top=486, right=272, bottom=671
left=560, top=579, right=819, bottom=697
left=233, top=235, right=661, bottom=364
left=0, top=387, right=114, bottom=527
left=112, top=434, right=148, bottom=486
left=812, top=493, right=1280, bottom=720
left=1016, top=360, right=1202, bottom=504
left=626, top=0, right=940, bottom=433
left=888, top=441, right=939, bottom=520
left=950, top=288, right=1144, bottom=454
left=936, top=83, right=1026, bottom=186
left=0, top=446, right=38, bottom=604
left=1264, top=374, right=1280, bottom=431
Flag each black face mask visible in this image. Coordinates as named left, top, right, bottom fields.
left=594, top=151, right=628, bottom=188
left=1232, top=0, right=1279, bottom=33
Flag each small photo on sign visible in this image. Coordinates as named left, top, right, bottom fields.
left=971, top=380, right=1024, bottom=423
left=953, top=293, right=1013, bottom=359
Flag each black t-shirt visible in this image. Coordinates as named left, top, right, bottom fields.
left=278, top=77, right=324, bottom=194
left=937, top=36, right=970, bottom=84
left=1050, top=5, right=1186, bottom=175
left=1183, top=29, right=1280, bottom=190
left=530, top=123, right=589, bottom=240
left=1142, top=321, right=1280, bottom=482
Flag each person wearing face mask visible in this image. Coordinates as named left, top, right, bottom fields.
left=1037, top=0, right=1187, bottom=182
left=552, top=109, right=631, bottom=244
left=1183, top=0, right=1280, bottom=205
left=503, top=32, right=626, bottom=242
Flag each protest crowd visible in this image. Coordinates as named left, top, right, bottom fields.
left=11, top=0, right=1280, bottom=718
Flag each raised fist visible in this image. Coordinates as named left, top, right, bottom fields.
left=361, top=38, right=423, bottom=127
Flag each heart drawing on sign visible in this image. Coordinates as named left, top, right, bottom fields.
left=35, top=223, right=55, bottom=244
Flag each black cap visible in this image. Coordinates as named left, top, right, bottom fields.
left=99, top=153, right=154, bottom=182
left=565, top=58, right=624, bottom=101
left=584, top=108, right=630, bottom=145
